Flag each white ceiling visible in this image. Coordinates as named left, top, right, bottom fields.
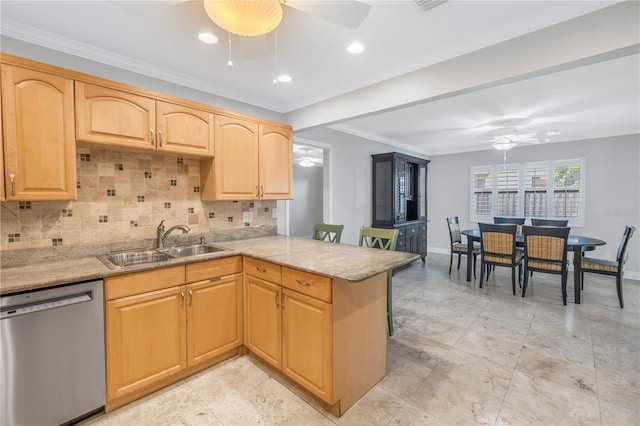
left=1, top=0, right=638, bottom=156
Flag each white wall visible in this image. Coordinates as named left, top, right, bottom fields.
left=290, top=164, right=323, bottom=238
left=428, top=135, right=640, bottom=278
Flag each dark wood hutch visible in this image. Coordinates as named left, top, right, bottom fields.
left=371, top=152, right=429, bottom=261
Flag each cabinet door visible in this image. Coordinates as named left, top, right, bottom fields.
left=372, top=155, right=394, bottom=226
left=419, top=222, right=428, bottom=259
left=395, top=226, right=407, bottom=252
left=282, top=288, right=333, bottom=403
left=0, top=97, right=4, bottom=201
left=1, top=65, right=77, bottom=200
left=211, top=114, right=259, bottom=200
left=105, top=286, right=186, bottom=401
left=259, top=124, right=292, bottom=200
left=244, top=275, right=281, bottom=369
left=187, top=274, right=242, bottom=367
left=75, top=82, right=156, bottom=150
left=156, top=101, right=214, bottom=157
left=406, top=224, right=420, bottom=254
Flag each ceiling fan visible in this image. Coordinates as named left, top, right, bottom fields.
left=113, top=1, right=371, bottom=32
left=293, top=146, right=324, bottom=167
left=488, top=127, right=560, bottom=151
left=482, top=118, right=559, bottom=151
left=112, top=0, right=371, bottom=62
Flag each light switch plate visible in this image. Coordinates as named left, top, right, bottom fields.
left=272, top=208, right=277, bottom=218
left=243, top=212, right=252, bottom=223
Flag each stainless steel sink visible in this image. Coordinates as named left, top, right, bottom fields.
left=99, top=243, right=228, bottom=268
left=166, top=244, right=227, bottom=257
left=105, top=249, right=174, bottom=267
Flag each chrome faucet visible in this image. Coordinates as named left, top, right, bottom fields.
left=156, top=220, right=190, bottom=248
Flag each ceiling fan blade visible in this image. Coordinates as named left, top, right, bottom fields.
left=284, top=0, right=371, bottom=30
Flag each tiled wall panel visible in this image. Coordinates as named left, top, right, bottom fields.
left=0, top=148, right=276, bottom=251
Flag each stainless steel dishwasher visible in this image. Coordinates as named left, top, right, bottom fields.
left=1, top=279, right=105, bottom=425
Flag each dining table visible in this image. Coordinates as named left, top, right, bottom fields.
left=461, top=228, right=606, bottom=304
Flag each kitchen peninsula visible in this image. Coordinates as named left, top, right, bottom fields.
left=0, top=235, right=419, bottom=417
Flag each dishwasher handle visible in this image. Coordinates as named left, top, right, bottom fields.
left=1, top=291, right=93, bottom=319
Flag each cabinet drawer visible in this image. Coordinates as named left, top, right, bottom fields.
left=105, top=265, right=185, bottom=300
left=186, top=256, right=242, bottom=283
left=282, top=267, right=331, bottom=303
left=244, top=257, right=281, bottom=284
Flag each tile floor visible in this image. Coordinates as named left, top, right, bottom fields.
left=82, top=253, right=640, bottom=425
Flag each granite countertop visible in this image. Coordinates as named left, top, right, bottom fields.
left=0, top=235, right=419, bottom=295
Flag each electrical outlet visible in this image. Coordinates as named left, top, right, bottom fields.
left=243, top=212, right=252, bottom=223
left=272, top=208, right=277, bottom=218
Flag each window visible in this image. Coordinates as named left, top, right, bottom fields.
left=470, top=159, right=585, bottom=226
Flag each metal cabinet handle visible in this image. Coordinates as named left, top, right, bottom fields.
left=275, top=292, right=279, bottom=307
left=9, top=173, right=15, bottom=196
left=188, top=288, right=193, bottom=306
left=158, top=130, right=163, bottom=147
left=256, top=184, right=260, bottom=198
left=180, top=289, right=185, bottom=308
left=260, top=185, right=264, bottom=198
left=296, top=279, right=311, bottom=287
left=256, top=266, right=267, bottom=273
left=150, top=129, right=155, bottom=146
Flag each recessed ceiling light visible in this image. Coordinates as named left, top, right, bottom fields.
left=198, top=32, right=218, bottom=44
left=347, top=43, right=364, bottom=54
left=277, top=75, right=292, bottom=83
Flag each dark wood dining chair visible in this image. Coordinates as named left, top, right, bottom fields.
left=493, top=216, right=526, bottom=225
left=479, top=223, right=524, bottom=295
left=312, top=223, right=344, bottom=243
left=581, top=225, right=636, bottom=308
left=521, top=225, right=571, bottom=305
left=446, top=216, right=479, bottom=278
left=531, top=218, right=569, bottom=227
left=359, top=226, right=399, bottom=336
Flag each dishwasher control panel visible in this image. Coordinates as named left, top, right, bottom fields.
left=1, top=292, right=92, bottom=319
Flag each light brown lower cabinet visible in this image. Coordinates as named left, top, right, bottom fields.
left=244, top=257, right=387, bottom=416
left=104, top=257, right=243, bottom=411
left=186, top=257, right=243, bottom=367
left=104, top=255, right=386, bottom=416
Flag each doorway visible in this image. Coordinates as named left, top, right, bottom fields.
left=289, top=144, right=324, bottom=238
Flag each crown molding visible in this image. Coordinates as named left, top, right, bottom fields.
left=0, top=19, right=285, bottom=113
left=328, top=123, right=432, bottom=157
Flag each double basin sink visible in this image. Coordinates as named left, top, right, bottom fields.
left=102, top=243, right=228, bottom=268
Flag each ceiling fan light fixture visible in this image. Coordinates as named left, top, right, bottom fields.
left=203, top=0, right=283, bottom=37
left=299, top=158, right=315, bottom=167
left=492, top=141, right=517, bottom=151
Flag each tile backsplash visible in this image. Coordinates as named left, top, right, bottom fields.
left=0, top=147, right=276, bottom=251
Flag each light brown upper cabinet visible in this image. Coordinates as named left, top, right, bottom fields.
left=155, top=101, right=214, bottom=157
left=1, top=64, right=77, bottom=201
left=201, top=115, right=292, bottom=200
left=259, top=124, right=293, bottom=200
left=0, top=95, right=4, bottom=201
left=75, top=82, right=214, bottom=157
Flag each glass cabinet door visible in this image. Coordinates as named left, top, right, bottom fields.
left=373, top=158, right=393, bottom=225
left=418, top=162, right=427, bottom=220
